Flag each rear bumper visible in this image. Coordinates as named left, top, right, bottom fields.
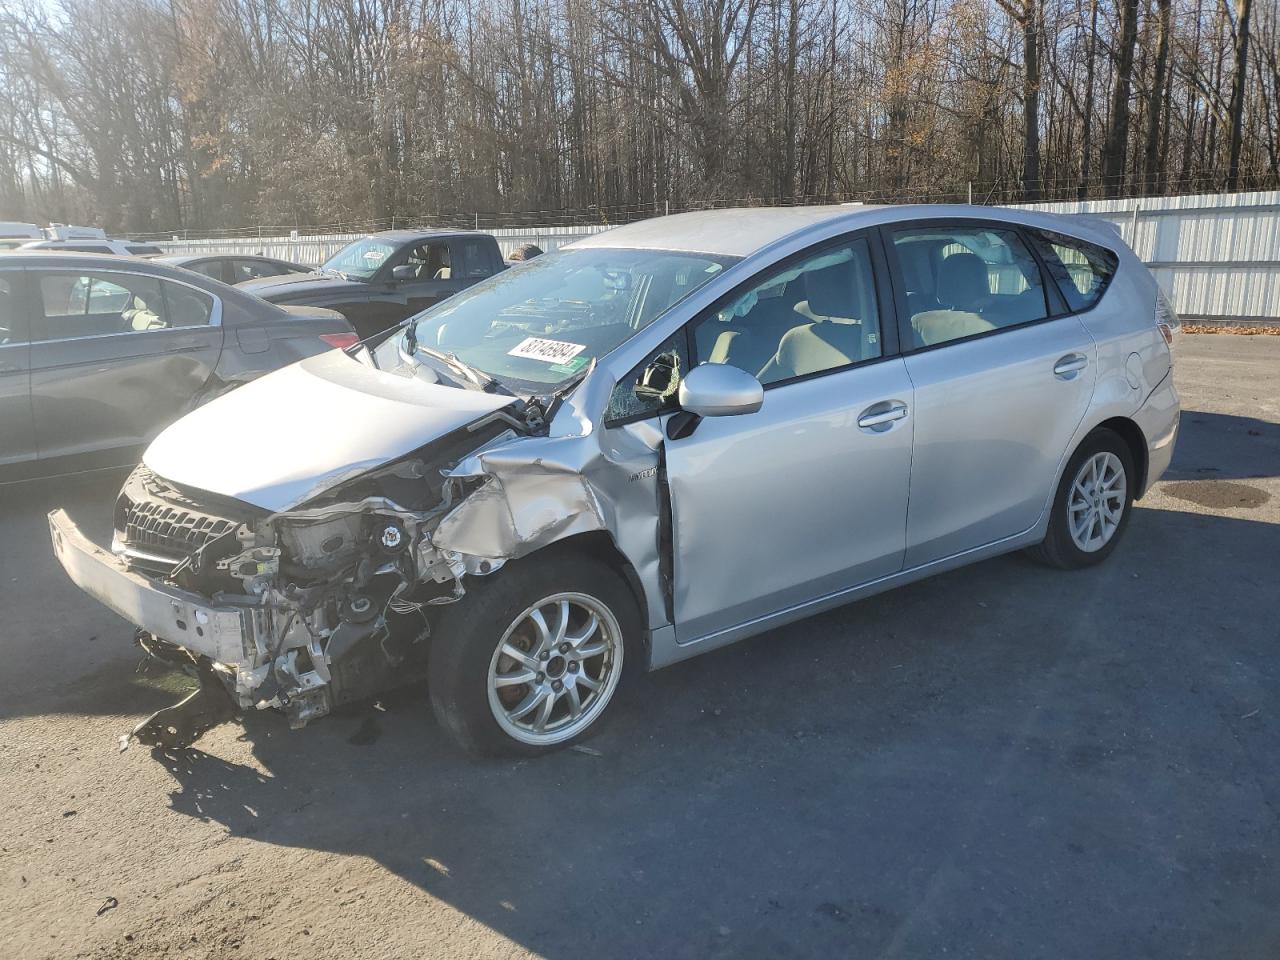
left=48, top=509, right=261, bottom=666
left=1134, top=370, right=1180, bottom=494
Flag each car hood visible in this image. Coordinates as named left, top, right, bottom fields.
left=239, top=272, right=371, bottom=302
left=143, top=350, right=515, bottom=512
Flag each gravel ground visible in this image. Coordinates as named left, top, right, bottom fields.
left=2, top=333, right=1278, bottom=960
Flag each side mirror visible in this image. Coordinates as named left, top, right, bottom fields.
left=678, top=363, right=764, bottom=418
left=390, top=264, right=416, bottom=282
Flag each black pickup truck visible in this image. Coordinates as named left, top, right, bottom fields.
left=239, top=230, right=507, bottom=339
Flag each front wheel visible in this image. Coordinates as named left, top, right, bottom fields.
left=428, top=553, right=636, bottom=756
left=1029, top=428, right=1136, bottom=569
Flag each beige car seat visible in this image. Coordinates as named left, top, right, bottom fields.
left=123, top=296, right=163, bottom=330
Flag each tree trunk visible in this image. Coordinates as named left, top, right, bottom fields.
left=1226, top=0, right=1254, bottom=191
left=1142, top=0, right=1172, bottom=195
left=1102, top=0, right=1139, bottom=197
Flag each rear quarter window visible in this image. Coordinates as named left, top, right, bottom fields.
left=1029, top=229, right=1118, bottom=312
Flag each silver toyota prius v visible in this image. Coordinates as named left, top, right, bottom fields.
left=49, top=205, right=1180, bottom=755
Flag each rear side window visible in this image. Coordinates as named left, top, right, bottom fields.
left=890, top=225, right=1048, bottom=348
left=126, top=245, right=163, bottom=256
left=458, top=240, right=496, bottom=278
left=231, top=258, right=288, bottom=282
left=1028, top=229, right=1118, bottom=312
left=33, top=270, right=212, bottom=339
left=186, top=260, right=227, bottom=282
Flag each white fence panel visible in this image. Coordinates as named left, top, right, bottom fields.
left=1016, top=191, right=1280, bottom=322
left=158, top=192, right=1280, bottom=322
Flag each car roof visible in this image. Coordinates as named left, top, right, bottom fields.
left=370, top=229, right=488, bottom=243
left=568, top=206, right=883, bottom=258
left=567, top=203, right=1124, bottom=259
left=0, top=250, right=278, bottom=316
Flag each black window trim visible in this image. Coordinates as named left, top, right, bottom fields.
left=26, top=265, right=222, bottom=344
left=690, top=228, right=901, bottom=391
left=881, top=216, right=1080, bottom=355
left=602, top=227, right=902, bottom=428
left=1024, top=225, right=1121, bottom=318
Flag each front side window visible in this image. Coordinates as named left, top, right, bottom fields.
left=1028, top=229, right=1118, bottom=312
left=892, top=225, right=1048, bottom=347
left=379, top=247, right=733, bottom=392
left=320, top=237, right=396, bottom=281
left=690, top=237, right=882, bottom=385
left=605, top=334, right=689, bottom=423
left=34, top=270, right=211, bottom=340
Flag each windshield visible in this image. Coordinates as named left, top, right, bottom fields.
left=382, top=247, right=736, bottom=391
left=321, top=237, right=396, bottom=281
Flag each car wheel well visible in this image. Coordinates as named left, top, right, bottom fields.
left=518, top=532, right=652, bottom=662
left=1093, top=417, right=1148, bottom=497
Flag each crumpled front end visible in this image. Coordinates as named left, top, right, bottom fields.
left=50, top=385, right=667, bottom=747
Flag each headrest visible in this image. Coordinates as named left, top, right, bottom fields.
left=803, top=263, right=849, bottom=317
left=937, top=252, right=990, bottom=307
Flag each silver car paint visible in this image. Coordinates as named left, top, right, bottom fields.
left=51, top=203, right=1178, bottom=721
left=664, top=357, right=915, bottom=641
left=144, top=348, right=515, bottom=511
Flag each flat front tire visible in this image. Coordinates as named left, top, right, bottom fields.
left=428, top=551, right=638, bottom=756
left=1029, top=427, right=1136, bottom=569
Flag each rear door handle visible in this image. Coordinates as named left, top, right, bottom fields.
left=857, top=400, right=909, bottom=430
left=1053, top=354, right=1088, bottom=378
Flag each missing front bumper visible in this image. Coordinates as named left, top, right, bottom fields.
left=48, top=509, right=262, bottom=666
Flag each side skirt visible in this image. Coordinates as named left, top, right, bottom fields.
left=648, top=525, right=1045, bottom=671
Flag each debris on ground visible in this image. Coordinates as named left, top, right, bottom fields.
left=570, top=745, right=603, bottom=757
left=1182, top=323, right=1280, bottom=336
left=96, top=897, right=118, bottom=917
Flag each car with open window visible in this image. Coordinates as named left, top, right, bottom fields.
left=48, top=205, right=1179, bottom=755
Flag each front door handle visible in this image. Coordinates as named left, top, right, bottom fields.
left=1053, top=353, right=1088, bottom=378
left=857, top=400, right=909, bottom=430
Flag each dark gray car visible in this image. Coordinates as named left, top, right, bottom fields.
left=158, top=254, right=311, bottom=285
left=0, top=251, right=355, bottom=481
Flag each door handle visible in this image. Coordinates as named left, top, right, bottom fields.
left=1053, top=354, right=1088, bottom=378
left=857, top=400, right=909, bottom=430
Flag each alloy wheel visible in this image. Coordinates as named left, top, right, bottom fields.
left=486, top=592, right=623, bottom=746
left=1068, top=451, right=1127, bottom=552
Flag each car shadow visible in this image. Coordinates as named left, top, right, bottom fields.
left=148, top=504, right=1280, bottom=960
left=1164, top=409, right=1280, bottom=481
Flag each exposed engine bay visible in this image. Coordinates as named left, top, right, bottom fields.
left=110, top=399, right=551, bottom=746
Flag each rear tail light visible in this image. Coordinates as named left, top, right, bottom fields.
left=1155, top=289, right=1179, bottom=355
left=320, top=332, right=359, bottom=350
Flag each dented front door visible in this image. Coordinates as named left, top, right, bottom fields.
left=663, top=358, right=915, bottom=644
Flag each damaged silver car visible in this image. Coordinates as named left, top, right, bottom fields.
left=49, top=205, right=1180, bottom=755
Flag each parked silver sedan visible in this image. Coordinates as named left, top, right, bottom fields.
left=49, top=205, right=1179, bottom=755
left=0, top=252, right=355, bottom=481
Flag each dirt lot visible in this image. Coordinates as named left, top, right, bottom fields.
left=2, top=334, right=1278, bottom=960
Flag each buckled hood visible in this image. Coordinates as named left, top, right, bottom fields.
left=143, top=350, right=515, bottom=512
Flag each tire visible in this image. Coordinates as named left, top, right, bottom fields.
left=427, top=549, right=639, bottom=757
left=1028, top=427, right=1136, bottom=570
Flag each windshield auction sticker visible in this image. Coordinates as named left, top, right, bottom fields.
left=508, top=337, right=587, bottom=364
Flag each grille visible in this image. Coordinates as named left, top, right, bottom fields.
left=117, top=466, right=242, bottom=570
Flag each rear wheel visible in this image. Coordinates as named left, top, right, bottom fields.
left=1029, top=428, right=1136, bottom=569
left=428, top=552, right=636, bottom=756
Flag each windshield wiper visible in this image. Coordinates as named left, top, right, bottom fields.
left=318, top=267, right=349, bottom=280
left=413, top=342, right=512, bottom=395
